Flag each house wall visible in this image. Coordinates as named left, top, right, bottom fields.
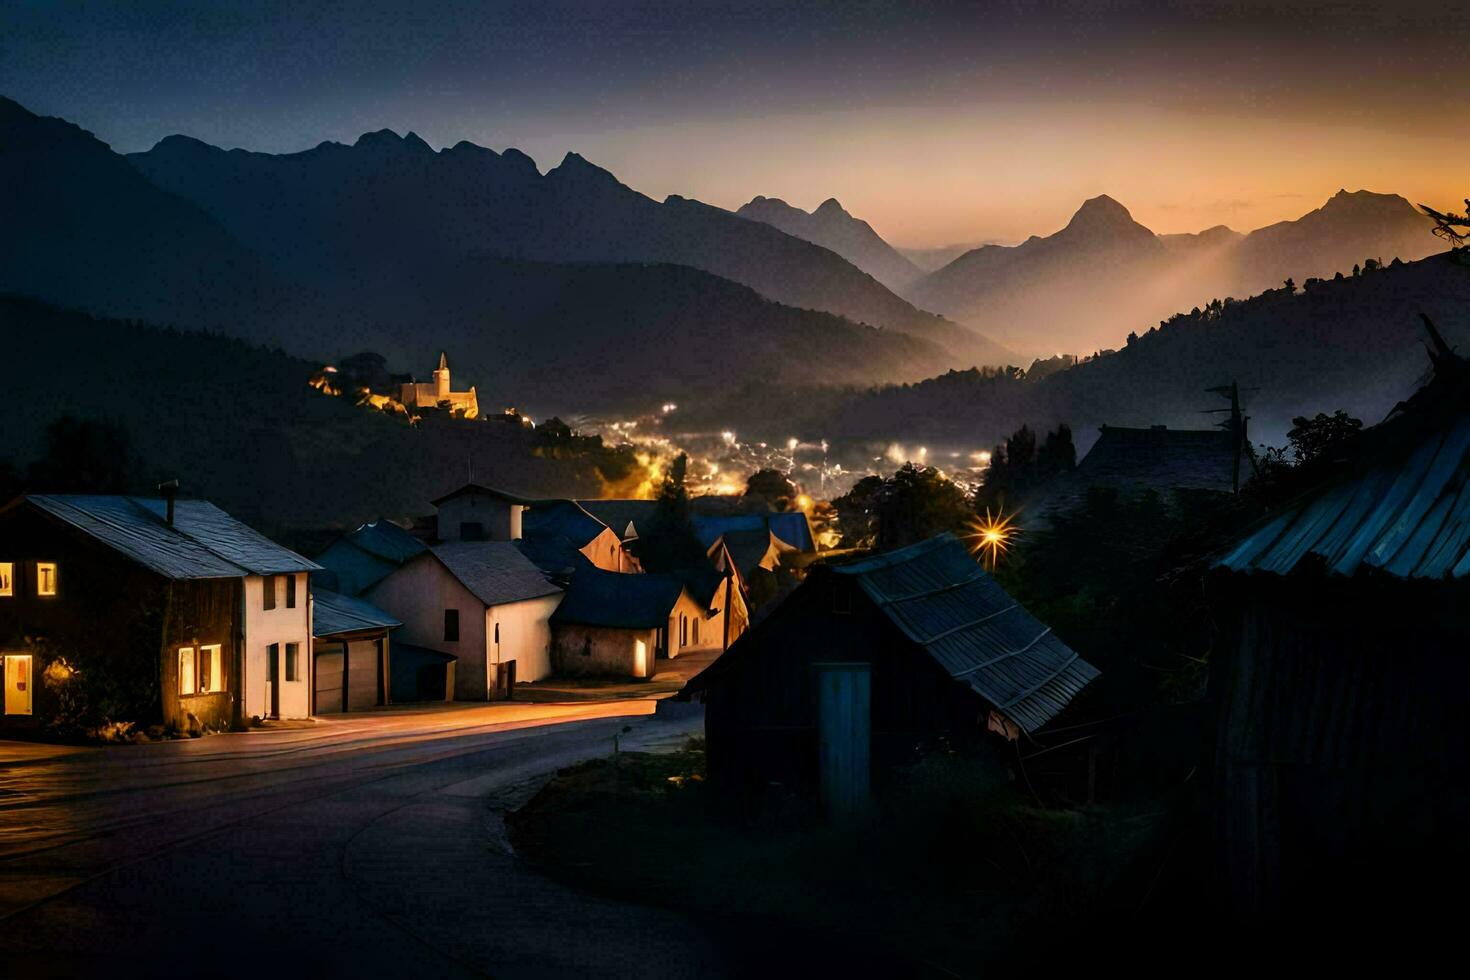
left=552, top=624, right=656, bottom=679
left=0, top=503, right=245, bottom=730
left=366, top=556, right=485, bottom=700
left=312, top=635, right=386, bottom=712
left=667, top=577, right=746, bottom=657
left=242, top=572, right=312, bottom=720
left=580, top=527, right=629, bottom=572
left=436, top=495, right=522, bottom=542
left=159, top=578, right=242, bottom=731
left=486, top=593, right=561, bottom=684
left=1210, top=580, right=1470, bottom=920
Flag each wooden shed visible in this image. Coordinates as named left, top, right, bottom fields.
left=1210, top=332, right=1470, bottom=922
left=311, top=587, right=397, bottom=713
left=685, top=533, right=1099, bottom=790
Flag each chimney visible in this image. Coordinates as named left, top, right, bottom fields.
left=157, top=479, right=179, bottom=527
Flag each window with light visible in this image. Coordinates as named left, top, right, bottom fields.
left=36, top=562, right=57, bottom=596
left=0, top=563, right=12, bottom=597
left=178, top=647, right=196, bottom=695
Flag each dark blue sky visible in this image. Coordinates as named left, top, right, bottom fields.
left=4, top=1, right=1464, bottom=243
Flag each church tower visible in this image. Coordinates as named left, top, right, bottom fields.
left=434, top=351, right=450, bottom=400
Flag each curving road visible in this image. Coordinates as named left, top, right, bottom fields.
left=0, top=700, right=760, bottom=978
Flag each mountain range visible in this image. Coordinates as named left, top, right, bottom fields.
left=735, top=195, right=923, bottom=292
left=0, top=95, right=1011, bottom=412
left=742, top=187, right=1439, bottom=356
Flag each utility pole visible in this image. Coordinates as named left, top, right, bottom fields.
left=1203, top=381, right=1257, bottom=493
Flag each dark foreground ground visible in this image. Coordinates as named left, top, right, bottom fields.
left=0, top=701, right=903, bottom=979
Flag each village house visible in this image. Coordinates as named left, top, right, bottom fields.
left=685, top=533, right=1099, bottom=795
left=1209, top=330, right=1470, bottom=921
left=398, top=351, right=479, bottom=418
left=1025, top=422, right=1254, bottom=526
left=522, top=498, right=637, bottom=573
left=0, top=491, right=319, bottom=730
left=310, top=587, right=398, bottom=713
left=550, top=562, right=748, bottom=680
left=365, top=541, right=562, bottom=697
left=315, top=518, right=428, bottom=595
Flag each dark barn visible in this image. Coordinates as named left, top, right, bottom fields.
left=1210, top=335, right=1470, bottom=923
left=686, top=533, right=1099, bottom=792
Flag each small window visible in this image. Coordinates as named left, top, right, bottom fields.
left=493, top=622, right=500, bottom=644
left=680, top=615, right=687, bottom=647
left=200, top=644, right=223, bottom=693
left=36, top=562, right=57, bottom=597
left=285, top=643, right=299, bottom=682
left=263, top=575, right=277, bottom=611
left=178, top=647, right=196, bottom=695
left=0, top=562, right=12, bottom=596
left=285, top=574, right=297, bottom=609
left=460, top=521, right=485, bottom=541
left=267, top=642, right=280, bottom=682
left=692, top=618, right=700, bottom=645
left=444, top=609, right=460, bottom=642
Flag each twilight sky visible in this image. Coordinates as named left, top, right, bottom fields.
left=4, top=1, right=1466, bottom=246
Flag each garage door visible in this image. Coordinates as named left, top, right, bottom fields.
left=314, top=649, right=345, bottom=713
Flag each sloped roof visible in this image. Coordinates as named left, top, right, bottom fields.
left=431, top=483, right=536, bottom=507
left=575, top=499, right=657, bottom=539
left=313, top=587, right=401, bottom=637
left=550, top=566, right=686, bottom=630
left=1217, top=412, right=1470, bottom=580
left=343, top=520, right=427, bottom=563
left=835, top=534, right=1099, bottom=733
left=430, top=541, right=562, bottom=607
left=1030, top=425, right=1246, bottom=520
left=767, top=512, right=817, bottom=552
left=524, top=499, right=610, bottom=548
left=693, top=514, right=767, bottom=548
left=720, top=529, right=785, bottom=580
left=515, top=534, right=594, bottom=582
left=22, top=495, right=318, bottom=580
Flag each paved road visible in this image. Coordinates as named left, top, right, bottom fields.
left=0, top=700, right=756, bottom=978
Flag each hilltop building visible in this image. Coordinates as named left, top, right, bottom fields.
left=398, top=352, right=479, bottom=418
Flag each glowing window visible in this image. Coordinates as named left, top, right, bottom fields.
left=0, top=563, right=11, bottom=597
left=178, top=647, right=196, bottom=695
left=200, top=644, right=223, bottom=693
left=36, top=563, right=57, bottom=597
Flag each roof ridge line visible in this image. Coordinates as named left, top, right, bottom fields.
left=46, top=495, right=252, bottom=577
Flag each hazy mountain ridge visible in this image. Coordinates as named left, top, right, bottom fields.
left=0, top=96, right=976, bottom=410
left=687, top=252, right=1470, bottom=453
left=906, top=190, right=1438, bottom=355
left=128, top=128, right=1009, bottom=366
left=736, top=195, right=923, bottom=292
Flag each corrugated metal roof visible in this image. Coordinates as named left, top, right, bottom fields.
left=1217, top=414, right=1470, bottom=580
left=26, top=495, right=318, bottom=580
left=430, top=541, right=563, bottom=607
left=550, top=566, right=686, bottom=629
left=313, top=587, right=401, bottom=637
left=836, top=534, right=1099, bottom=733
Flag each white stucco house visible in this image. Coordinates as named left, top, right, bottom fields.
left=365, top=541, right=563, bottom=698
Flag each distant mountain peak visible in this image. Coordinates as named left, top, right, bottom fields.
left=549, top=151, right=621, bottom=188
left=1062, top=194, right=1154, bottom=239
left=352, top=129, right=432, bottom=155
left=814, top=197, right=849, bottom=218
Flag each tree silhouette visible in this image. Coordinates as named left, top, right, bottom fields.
left=743, top=468, right=796, bottom=510
left=27, top=416, right=136, bottom=493
left=1419, top=199, right=1470, bottom=250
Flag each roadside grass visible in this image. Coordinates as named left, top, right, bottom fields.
left=508, top=739, right=1176, bottom=974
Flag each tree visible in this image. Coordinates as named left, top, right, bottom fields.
left=832, top=474, right=883, bottom=549
left=637, top=453, right=706, bottom=570
left=974, top=422, right=1075, bottom=513
left=1286, top=411, right=1362, bottom=465
left=27, top=416, right=136, bottom=493
left=873, top=463, right=972, bottom=552
left=1283, top=277, right=1295, bottom=292
left=743, top=468, right=796, bottom=511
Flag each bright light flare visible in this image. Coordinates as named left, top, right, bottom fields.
left=966, top=508, right=1019, bottom=569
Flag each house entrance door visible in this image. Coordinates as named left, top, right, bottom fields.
left=4, top=655, right=33, bottom=716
